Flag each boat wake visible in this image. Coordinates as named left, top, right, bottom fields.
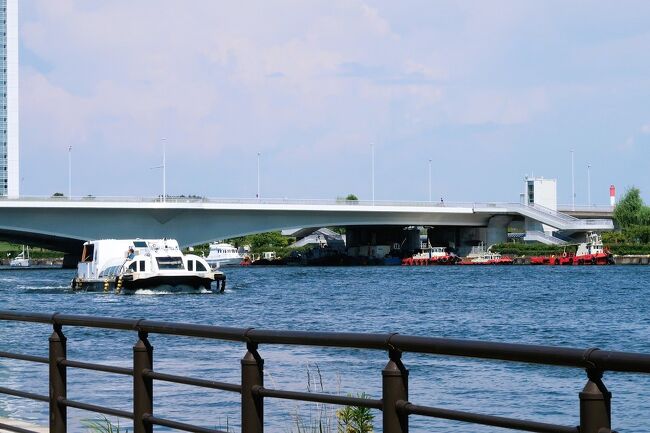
left=132, top=285, right=214, bottom=295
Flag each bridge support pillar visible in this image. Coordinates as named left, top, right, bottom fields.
left=487, top=215, right=512, bottom=246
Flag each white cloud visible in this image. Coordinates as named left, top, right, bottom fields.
left=19, top=0, right=650, bottom=199
left=641, top=124, right=650, bottom=134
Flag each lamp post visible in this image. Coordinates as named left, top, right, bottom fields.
left=257, top=152, right=261, bottom=199
left=162, top=138, right=167, bottom=203
left=68, top=146, right=72, bottom=200
left=150, top=138, right=167, bottom=202
left=571, top=150, right=575, bottom=211
left=587, top=163, right=591, bottom=207
left=371, top=143, right=375, bottom=205
left=428, top=159, right=432, bottom=202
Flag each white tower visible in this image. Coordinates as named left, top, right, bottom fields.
left=524, top=176, right=558, bottom=235
left=2, top=0, right=19, bottom=198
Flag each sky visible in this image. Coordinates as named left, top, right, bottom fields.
left=18, top=0, right=650, bottom=204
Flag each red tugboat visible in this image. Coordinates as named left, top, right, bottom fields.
left=529, top=232, right=613, bottom=265
left=402, top=243, right=460, bottom=266
left=459, top=243, right=514, bottom=265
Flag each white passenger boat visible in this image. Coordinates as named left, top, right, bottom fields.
left=9, top=246, right=31, bottom=267
left=205, top=242, right=244, bottom=268
left=72, top=239, right=225, bottom=293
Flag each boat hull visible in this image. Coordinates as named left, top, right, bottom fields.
left=207, top=257, right=244, bottom=268
left=529, top=253, right=613, bottom=265
left=72, top=274, right=225, bottom=293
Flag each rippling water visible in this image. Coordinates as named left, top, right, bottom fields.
left=1, top=266, right=649, bottom=432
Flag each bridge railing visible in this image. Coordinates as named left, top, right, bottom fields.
left=2, top=310, right=648, bottom=433
left=558, top=205, right=615, bottom=213
left=0, top=195, right=501, bottom=207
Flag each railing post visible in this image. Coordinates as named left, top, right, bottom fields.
left=241, top=342, right=264, bottom=433
left=49, top=323, right=67, bottom=433
left=580, top=368, right=611, bottom=433
left=383, top=349, right=408, bottom=433
left=133, top=331, right=153, bottom=433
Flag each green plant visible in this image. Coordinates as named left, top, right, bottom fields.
left=288, top=364, right=374, bottom=433
left=81, top=416, right=127, bottom=433
left=290, top=363, right=335, bottom=433
left=336, top=394, right=374, bottom=433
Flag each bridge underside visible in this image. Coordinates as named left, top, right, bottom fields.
left=0, top=228, right=84, bottom=253
left=0, top=205, right=493, bottom=254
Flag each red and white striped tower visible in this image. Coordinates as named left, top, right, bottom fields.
left=610, top=185, right=616, bottom=206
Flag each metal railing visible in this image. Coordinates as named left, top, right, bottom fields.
left=2, top=311, right=647, bottom=433
left=0, top=195, right=502, bottom=208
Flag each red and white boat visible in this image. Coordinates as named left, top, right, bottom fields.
left=460, top=243, right=513, bottom=265
left=529, top=232, right=613, bottom=266
left=402, top=243, right=460, bottom=266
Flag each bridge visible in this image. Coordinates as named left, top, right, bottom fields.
left=0, top=197, right=613, bottom=260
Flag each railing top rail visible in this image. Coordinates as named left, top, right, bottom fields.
left=2, top=310, right=648, bottom=374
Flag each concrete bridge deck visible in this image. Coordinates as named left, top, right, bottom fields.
left=0, top=197, right=614, bottom=254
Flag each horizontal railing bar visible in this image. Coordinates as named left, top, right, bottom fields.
left=54, top=314, right=142, bottom=331
left=144, top=414, right=229, bottom=433
left=0, top=311, right=56, bottom=324
left=399, top=402, right=578, bottom=433
left=0, top=351, right=48, bottom=364
left=143, top=369, right=241, bottom=393
left=390, top=335, right=650, bottom=374
left=246, top=329, right=389, bottom=349
left=136, top=320, right=251, bottom=342
left=58, top=398, right=134, bottom=420
left=2, top=310, right=650, bottom=373
left=0, top=421, right=40, bottom=433
left=255, top=386, right=383, bottom=409
left=60, top=359, right=133, bottom=376
left=0, top=386, right=49, bottom=403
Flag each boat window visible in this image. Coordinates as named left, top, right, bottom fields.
left=139, top=260, right=146, bottom=272
left=156, top=256, right=185, bottom=270
left=81, top=244, right=94, bottom=262
left=196, top=261, right=207, bottom=272
left=188, top=260, right=194, bottom=271
left=128, top=262, right=137, bottom=272
left=134, top=241, right=148, bottom=248
left=99, top=265, right=120, bottom=278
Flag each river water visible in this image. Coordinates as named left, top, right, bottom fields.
left=0, top=266, right=649, bottom=432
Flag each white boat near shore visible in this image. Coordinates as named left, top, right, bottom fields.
left=9, top=246, right=31, bottom=267
left=205, top=242, right=245, bottom=268
left=72, top=239, right=225, bottom=293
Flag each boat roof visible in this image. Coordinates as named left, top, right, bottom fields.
left=84, top=239, right=180, bottom=248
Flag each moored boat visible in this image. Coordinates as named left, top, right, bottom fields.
left=460, top=243, right=513, bottom=265
left=9, top=246, right=31, bottom=267
left=529, top=232, right=613, bottom=265
left=205, top=242, right=246, bottom=268
left=72, top=239, right=225, bottom=293
left=402, top=243, right=460, bottom=266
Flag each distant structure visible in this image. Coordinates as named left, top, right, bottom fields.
left=524, top=176, right=557, bottom=235
left=0, top=0, right=19, bottom=197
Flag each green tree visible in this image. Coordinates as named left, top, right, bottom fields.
left=248, top=232, right=289, bottom=250
left=613, top=187, right=646, bottom=227
left=345, top=194, right=358, bottom=201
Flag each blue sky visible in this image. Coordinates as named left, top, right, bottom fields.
left=19, top=0, right=650, bottom=204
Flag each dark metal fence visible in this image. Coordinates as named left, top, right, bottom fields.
left=1, top=310, right=649, bottom=433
